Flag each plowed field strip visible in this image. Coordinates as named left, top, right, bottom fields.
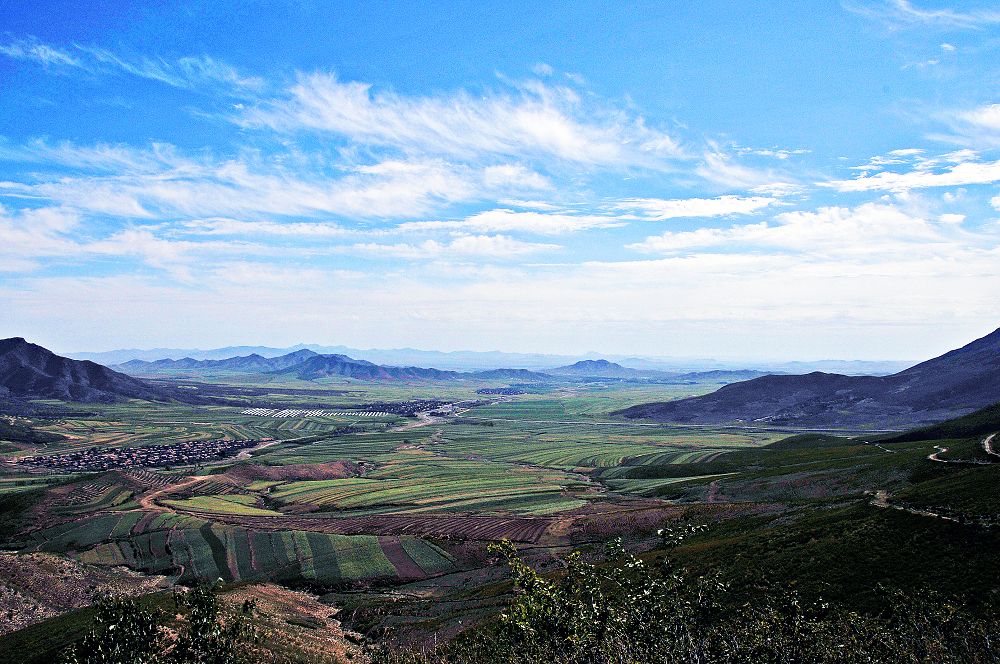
left=173, top=512, right=554, bottom=543
left=378, top=536, right=423, bottom=579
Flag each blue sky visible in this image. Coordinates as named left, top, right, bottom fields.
left=1, top=1, right=999, bottom=361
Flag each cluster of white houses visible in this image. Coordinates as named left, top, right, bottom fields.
left=240, top=408, right=389, bottom=418
left=18, top=438, right=265, bottom=472
left=241, top=408, right=329, bottom=417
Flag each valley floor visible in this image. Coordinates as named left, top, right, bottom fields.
left=2, top=378, right=999, bottom=661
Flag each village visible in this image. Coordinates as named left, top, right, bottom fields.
left=16, top=437, right=267, bottom=472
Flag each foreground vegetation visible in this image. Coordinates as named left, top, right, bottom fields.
left=2, top=379, right=999, bottom=662
left=59, top=584, right=257, bottom=664
left=48, top=535, right=1000, bottom=664
left=369, top=534, right=999, bottom=664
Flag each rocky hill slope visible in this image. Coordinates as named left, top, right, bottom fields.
left=614, top=327, right=1000, bottom=429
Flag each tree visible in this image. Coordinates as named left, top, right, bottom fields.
left=59, top=583, right=258, bottom=664
left=368, top=528, right=1000, bottom=663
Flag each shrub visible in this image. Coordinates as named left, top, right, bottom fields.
left=369, top=526, right=1000, bottom=663
left=58, top=584, right=258, bottom=664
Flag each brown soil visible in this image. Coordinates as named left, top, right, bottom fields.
left=0, top=552, right=171, bottom=637
left=179, top=511, right=556, bottom=543
left=378, top=536, right=425, bottom=580
left=223, top=461, right=358, bottom=483
left=219, top=583, right=359, bottom=663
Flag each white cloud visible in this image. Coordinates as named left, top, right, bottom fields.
left=10, top=231, right=998, bottom=359
left=735, top=146, right=810, bottom=160
left=941, top=104, right=1000, bottom=147
left=351, top=234, right=560, bottom=259
left=0, top=205, right=278, bottom=278
left=2, top=146, right=479, bottom=219
left=695, top=147, right=781, bottom=189
left=482, top=164, right=551, bottom=191
left=397, top=208, right=624, bottom=235
left=957, top=104, right=1000, bottom=131
left=615, top=195, right=778, bottom=220
left=826, top=158, right=1000, bottom=191
left=0, top=206, right=81, bottom=270
left=1, top=140, right=177, bottom=174
left=497, top=199, right=563, bottom=211
left=0, top=39, right=81, bottom=67
left=847, top=1, right=1000, bottom=29
left=0, top=38, right=262, bottom=95
left=628, top=202, right=971, bottom=257
left=182, top=219, right=353, bottom=237
left=74, top=46, right=264, bottom=93
left=240, top=72, right=684, bottom=167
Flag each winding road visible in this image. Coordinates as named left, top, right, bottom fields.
left=982, top=433, right=998, bottom=460
left=926, top=433, right=998, bottom=465
left=136, top=475, right=209, bottom=511
left=869, top=490, right=960, bottom=523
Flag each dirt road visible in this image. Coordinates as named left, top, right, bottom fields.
left=982, top=433, right=998, bottom=459
left=927, top=437, right=995, bottom=465
left=136, top=475, right=208, bottom=511
left=869, top=490, right=960, bottom=523
left=390, top=411, right=441, bottom=431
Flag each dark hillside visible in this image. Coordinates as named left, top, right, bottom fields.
left=614, top=327, right=1000, bottom=428
left=288, top=354, right=459, bottom=381
left=883, top=401, right=1000, bottom=443
left=117, top=349, right=319, bottom=374
left=0, top=338, right=168, bottom=403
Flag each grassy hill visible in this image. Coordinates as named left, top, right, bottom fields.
left=884, top=401, right=1000, bottom=443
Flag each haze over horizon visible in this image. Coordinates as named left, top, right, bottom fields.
left=2, top=1, right=1000, bottom=360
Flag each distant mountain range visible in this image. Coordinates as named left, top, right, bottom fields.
left=9, top=333, right=982, bottom=425
left=548, top=359, right=661, bottom=378
left=615, top=327, right=1000, bottom=429
left=288, top=354, right=459, bottom=381
left=117, top=349, right=320, bottom=374
left=545, top=359, right=771, bottom=382
left=66, top=344, right=913, bottom=375
left=118, top=351, right=464, bottom=381
left=116, top=351, right=769, bottom=385
left=0, top=338, right=167, bottom=403
left=78, top=344, right=589, bottom=370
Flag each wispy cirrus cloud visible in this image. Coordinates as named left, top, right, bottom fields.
left=351, top=234, right=560, bottom=259
left=239, top=71, right=685, bottom=168
left=615, top=195, right=779, bottom=220
left=0, top=38, right=81, bottom=68
left=695, top=144, right=788, bottom=190
left=0, top=142, right=486, bottom=219
left=0, top=37, right=262, bottom=95
left=935, top=103, right=1000, bottom=148
left=182, top=218, right=354, bottom=237
left=397, top=208, right=624, bottom=235
left=0, top=39, right=784, bottom=198
left=825, top=155, right=1000, bottom=191
left=846, top=0, right=1000, bottom=30
left=627, top=202, right=980, bottom=257
left=0, top=205, right=81, bottom=271
left=75, top=46, right=264, bottom=93
left=0, top=205, right=286, bottom=279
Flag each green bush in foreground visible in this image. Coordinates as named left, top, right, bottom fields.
left=371, top=525, right=1000, bottom=664
left=59, top=584, right=257, bottom=664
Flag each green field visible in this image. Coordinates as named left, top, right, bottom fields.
left=4, top=376, right=999, bottom=659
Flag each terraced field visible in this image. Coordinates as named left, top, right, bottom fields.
left=1, top=380, right=778, bottom=597
left=0, top=476, right=65, bottom=496
left=20, top=509, right=458, bottom=584
left=162, top=495, right=284, bottom=516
